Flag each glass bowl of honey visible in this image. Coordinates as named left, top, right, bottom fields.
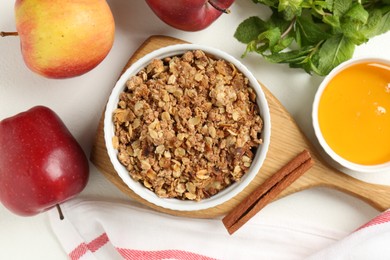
left=312, top=58, right=390, bottom=174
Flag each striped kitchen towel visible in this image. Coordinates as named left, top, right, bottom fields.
left=49, top=198, right=384, bottom=260
left=307, top=209, right=390, bottom=259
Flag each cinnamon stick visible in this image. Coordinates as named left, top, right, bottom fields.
left=222, top=149, right=314, bottom=235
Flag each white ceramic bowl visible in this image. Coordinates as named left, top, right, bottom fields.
left=104, top=44, right=271, bottom=211
left=312, top=57, right=390, bottom=174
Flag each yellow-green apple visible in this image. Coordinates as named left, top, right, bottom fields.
left=0, top=106, right=89, bottom=217
left=145, top=0, right=235, bottom=31
left=14, top=0, right=115, bottom=79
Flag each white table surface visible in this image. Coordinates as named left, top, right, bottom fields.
left=1, top=1, right=390, bottom=259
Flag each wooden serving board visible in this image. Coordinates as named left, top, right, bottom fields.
left=90, top=35, right=390, bottom=218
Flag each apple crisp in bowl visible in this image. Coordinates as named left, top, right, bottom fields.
left=104, top=44, right=271, bottom=211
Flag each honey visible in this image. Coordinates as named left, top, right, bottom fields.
left=318, top=61, right=390, bottom=165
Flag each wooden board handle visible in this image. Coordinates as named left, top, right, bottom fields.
left=321, top=173, right=390, bottom=211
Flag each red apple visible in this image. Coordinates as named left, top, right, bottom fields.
left=0, top=106, right=89, bottom=217
left=14, top=0, right=115, bottom=79
left=145, top=0, right=235, bottom=31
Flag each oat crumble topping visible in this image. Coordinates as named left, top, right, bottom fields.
left=112, top=50, right=263, bottom=201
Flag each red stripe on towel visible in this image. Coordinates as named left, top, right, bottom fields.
left=117, top=248, right=218, bottom=260
left=69, top=232, right=217, bottom=260
left=69, top=233, right=109, bottom=260
left=356, top=210, right=390, bottom=231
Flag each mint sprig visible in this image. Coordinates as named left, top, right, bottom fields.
left=235, top=0, right=390, bottom=76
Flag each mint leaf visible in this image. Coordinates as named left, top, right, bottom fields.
left=315, top=34, right=355, bottom=75
left=278, top=0, right=303, bottom=20
left=322, top=0, right=334, bottom=11
left=323, top=15, right=341, bottom=29
left=333, top=0, right=352, bottom=17
left=296, top=10, right=331, bottom=46
left=340, top=3, right=369, bottom=44
left=257, top=27, right=282, bottom=53
left=234, top=17, right=268, bottom=44
left=264, top=46, right=313, bottom=63
left=273, top=36, right=294, bottom=52
left=367, top=7, right=390, bottom=36
left=244, top=32, right=293, bottom=57
left=268, top=11, right=291, bottom=32
left=264, top=45, right=321, bottom=74
left=361, top=9, right=383, bottom=38
left=236, top=0, right=390, bottom=76
left=343, top=3, right=368, bottom=25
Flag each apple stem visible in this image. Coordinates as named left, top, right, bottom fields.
left=56, top=204, right=65, bottom=220
left=0, top=31, right=19, bottom=37
left=208, top=0, right=231, bottom=14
